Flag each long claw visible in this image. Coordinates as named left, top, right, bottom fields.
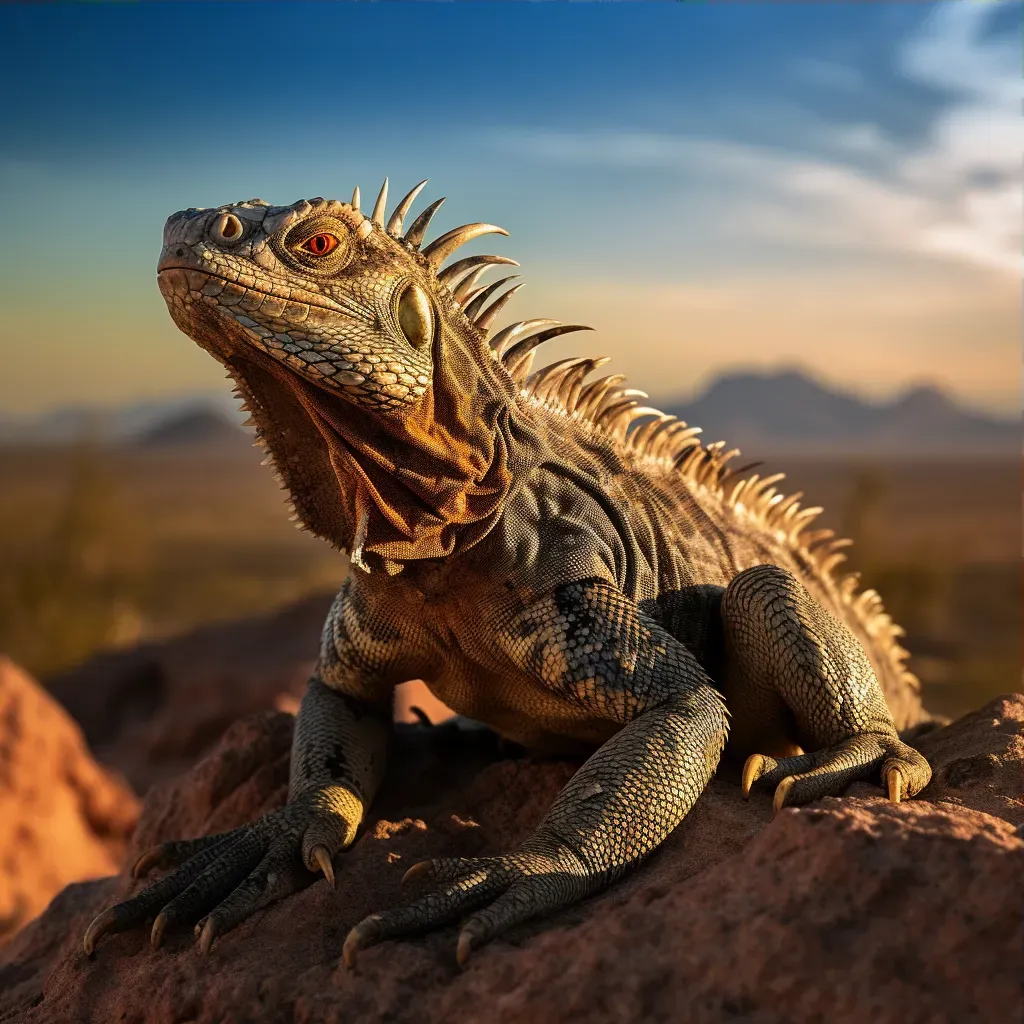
left=886, top=767, right=903, bottom=804
left=198, top=917, right=217, bottom=955
left=82, top=908, right=119, bottom=955
left=132, top=847, right=165, bottom=880
left=772, top=776, right=796, bottom=816
left=311, top=845, right=335, bottom=889
left=401, top=861, right=435, bottom=889
left=342, top=919, right=380, bottom=969
left=150, top=912, right=168, bottom=950
left=741, top=754, right=765, bottom=799
left=456, top=929, right=475, bottom=968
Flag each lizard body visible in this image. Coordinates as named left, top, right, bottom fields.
left=84, top=181, right=931, bottom=966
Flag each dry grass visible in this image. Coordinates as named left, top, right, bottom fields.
left=0, top=441, right=345, bottom=675
left=0, top=442, right=1017, bottom=718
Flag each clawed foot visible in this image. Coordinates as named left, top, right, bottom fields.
left=83, top=789, right=357, bottom=956
left=741, top=733, right=931, bottom=815
left=343, top=845, right=591, bottom=969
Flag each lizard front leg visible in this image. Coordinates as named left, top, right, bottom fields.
left=721, top=564, right=931, bottom=812
left=343, top=577, right=729, bottom=966
left=83, top=578, right=415, bottom=955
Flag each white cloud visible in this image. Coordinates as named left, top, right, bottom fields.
left=794, top=58, right=865, bottom=94
left=899, top=1, right=1020, bottom=104
left=829, top=123, right=899, bottom=159
left=485, top=2, right=1022, bottom=277
left=893, top=3, right=1022, bottom=274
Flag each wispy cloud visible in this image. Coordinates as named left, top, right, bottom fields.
left=895, top=2, right=1021, bottom=274
left=793, top=58, right=865, bottom=94
left=486, top=3, right=1021, bottom=277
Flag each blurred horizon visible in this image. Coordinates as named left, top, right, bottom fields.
left=0, top=1, right=1020, bottom=418
left=1, top=365, right=1017, bottom=458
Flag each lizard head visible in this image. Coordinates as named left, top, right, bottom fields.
left=157, top=180, right=561, bottom=567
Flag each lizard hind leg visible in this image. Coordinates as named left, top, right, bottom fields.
left=721, top=564, right=931, bottom=814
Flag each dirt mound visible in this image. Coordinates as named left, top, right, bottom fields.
left=43, top=594, right=332, bottom=795
left=1, top=694, right=1021, bottom=1024
left=0, top=658, right=139, bottom=949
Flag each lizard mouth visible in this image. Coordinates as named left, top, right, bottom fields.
left=156, top=264, right=364, bottom=321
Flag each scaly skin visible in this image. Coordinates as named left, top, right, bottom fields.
left=82, top=180, right=931, bottom=967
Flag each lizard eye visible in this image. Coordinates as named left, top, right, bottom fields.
left=278, top=216, right=351, bottom=273
left=298, top=233, right=340, bottom=256
left=397, top=281, right=433, bottom=350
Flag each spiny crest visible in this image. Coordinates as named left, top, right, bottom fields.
left=358, top=177, right=588, bottom=342
left=286, top=179, right=915, bottom=683
left=347, top=177, right=519, bottom=336
left=358, top=179, right=879, bottom=570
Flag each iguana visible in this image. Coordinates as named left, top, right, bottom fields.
left=83, top=179, right=932, bottom=967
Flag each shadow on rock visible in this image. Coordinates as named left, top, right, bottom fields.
left=1, top=691, right=1021, bottom=1024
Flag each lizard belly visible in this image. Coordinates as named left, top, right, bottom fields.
left=424, top=654, right=618, bottom=751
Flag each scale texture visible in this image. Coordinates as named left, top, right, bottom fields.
left=82, top=179, right=932, bottom=965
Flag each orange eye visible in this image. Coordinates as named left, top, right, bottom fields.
left=299, top=233, right=340, bottom=256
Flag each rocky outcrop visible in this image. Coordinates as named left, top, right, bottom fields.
left=42, top=595, right=332, bottom=795
left=0, top=658, right=139, bottom=949
left=1, top=693, right=1021, bottom=1024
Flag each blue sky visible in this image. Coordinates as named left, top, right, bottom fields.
left=0, top=1, right=1018, bottom=416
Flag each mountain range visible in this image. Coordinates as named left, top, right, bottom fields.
left=0, top=370, right=1017, bottom=457
left=663, top=371, right=1018, bottom=456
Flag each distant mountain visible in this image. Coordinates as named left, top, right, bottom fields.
left=0, top=394, right=241, bottom=445
left=133, top=409, right=247, bottom=448
left=664, top=371, right=1019, bottom=456
left=1, top=370, right=1016, bottom=456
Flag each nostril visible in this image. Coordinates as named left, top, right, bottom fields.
left=176, top=248, right=184, bottom=258
left=211, top=213, right=244, bottom=245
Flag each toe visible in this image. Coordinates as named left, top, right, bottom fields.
left=400, top=857, right=492, bottom=889
left=455, top=929, right=475, bottom=968
left=192, top=847, right=305, bottom=948
left=743, top=750, right=831, bottom=795
left=755, top=734, right=931, bottom=812
left=150, top=912, right=169, bottom=950
left=456, top=877, right=557, bottom=960
left=132, top=833, right=234, bottom=880
left=742, top=753, right=777, bottom=798
left=400, top=861, right=435, bottom=888
left=197, top=917, right=217, bottom=955
left=884, top=764, right=903, bottom=803
left=882, top=743, right=932, bottom=798
left=132, top=847, right=167, bottom=880
left=82, top=908, right=120, bottom=955
left=83, top=836, right=247, bottom=954
left=343, top=866, right=510, bottom=967
left=342, top=917, right=381, bottom=968
left=310, top=846, right=335, bottom=888
left=153, top=830, right=265, bottom=937
left=772, top=776, right=796, bottom=815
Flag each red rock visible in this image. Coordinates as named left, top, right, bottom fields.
left=1, top=693, right=1021, bottom=1023
left=43, top=594, right=331, bottom=795
left=0, top=658, right=139, bottom=949
left=914, top=694, right=1024, bottom=823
